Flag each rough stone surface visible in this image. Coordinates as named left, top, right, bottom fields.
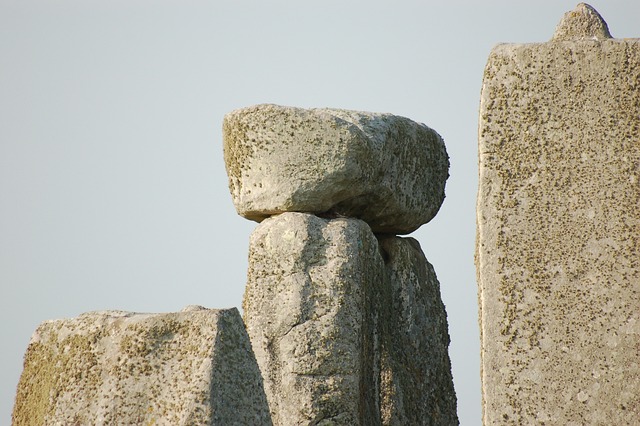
left=243, top=212, right=457, bottom=425
left=13, top=308, right=272, bottom=426
left=378, top=236, right=458, bottom=425
left=223, top=104, right=449, bottom=234
left=477, top=6, right=640, bottom=425
left=243, top=212, right=383, bottom=425
left=552, top=3, right=612, bottom=41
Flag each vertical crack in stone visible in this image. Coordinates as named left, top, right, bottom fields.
left=243, top=213, right=457, bottom=425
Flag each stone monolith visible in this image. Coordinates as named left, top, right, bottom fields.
left=378, top=237, right=458, bottom=425
left=223, top=104, right=449, bottom=234
left=13, top=307, right=272, bottom=426
left=243, top=212, right=458, bottom=425
left=242, top=212, right=383, bottom=425
left=477, top=4, right=640, bottom=424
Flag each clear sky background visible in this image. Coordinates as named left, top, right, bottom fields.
left=1, top=1, right=638, bottom=424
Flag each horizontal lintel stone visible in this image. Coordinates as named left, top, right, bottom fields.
left=223, top=104, right=449, bottom=234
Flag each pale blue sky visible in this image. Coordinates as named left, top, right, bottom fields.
left=1, top=1, right=638, bottom=424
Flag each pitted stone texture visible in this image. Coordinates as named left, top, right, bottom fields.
left=378, top=237, right=458, bottom=425
left=243, top=212, right=458, bottom=425
left=243, top=212, right=383, bottom=425
left=477, top=8, right=640, bottom=425
left=223, top=104, right=449, bottom=234
left=552, top=3, right=612, bottom=41
left=13, top=308, right=272, bottom=426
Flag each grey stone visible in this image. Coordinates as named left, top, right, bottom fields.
left=223, top=104, right=449, bottom=234
left=242, top=212, right=383, bottom=425
left=477, top=5, right=640, bottom=425
left=243, top=212, right=458, bottom=425
left=13, top=308, right=272, bottom=426
left=378, top=237, right=458, bottom=425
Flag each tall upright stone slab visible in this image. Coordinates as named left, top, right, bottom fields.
left=477, top=4, right=640, bottom=424
left=243, top=212, right=384, bottom=425
left=378, top=237, right=458, bottom=425
left=243, top=212, right=458, bottom=425
left=13, top=307, right=272, bottom=426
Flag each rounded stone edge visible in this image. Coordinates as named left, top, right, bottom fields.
left=551, top=3, right=612, bottom=41
left=222, top=103, right=449, bottom=234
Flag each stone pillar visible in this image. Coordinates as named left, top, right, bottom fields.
left=378, top=236, right=458, bottom=425
left=227, top=104, right=457, bottom=425
left=242, top=214, right=458, bottom=425
left=477, top=4, right=640, bottom=424
left=242, top=212, right=383, bottom=425
left=12, top=307, right=272, bottom=426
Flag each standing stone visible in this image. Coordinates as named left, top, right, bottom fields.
left=477, top=4, right=640, bottom=424
left=12, top=307, right=272, bottom=426
left=243, top=212, right=384, bottom=425
left=223, top=104, right=449, bottom=234
left=243, top=212, right=458, bottom=425
left=378, top=237, right=458, bottom=425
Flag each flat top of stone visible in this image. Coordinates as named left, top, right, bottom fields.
left=14, top=306, right=272, bottom=425
left=552, top=3, right=612, bottom=41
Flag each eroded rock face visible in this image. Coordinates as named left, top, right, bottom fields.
left=477, top=4, right=640, bottom=425
left=243, top=212, right=383, bottom=425
left=12, top=308, right=272, bottom=426
left=551, top=2, right=612, bottom=41
left=243, top=212, right=458, bottom=425
left=223, top=104, right=449, bottom=234
left=378, top=237, right=458, bottom=425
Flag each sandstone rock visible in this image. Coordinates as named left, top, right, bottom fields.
left=551, top=3, right=612, bottom=41
left=243, top=212, right=458, bottom=425
left=477, top=5, right=640, bottom=424
left=223, top=104, right=449, bottom=234
left=13, top=308, right=272, bottom=426
left=378, top=237, right=458, bottom=425
left=243, top=212, right=383, bottom=425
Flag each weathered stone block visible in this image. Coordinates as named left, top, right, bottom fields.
left=378, top=237, right=458, bottom=425
left=477, top=4, right=640, bottom=424
left=243, top=212, right=383, bottom=425
left=223, top=104, right=449, bottom=234
left=243, top=212, right=458, bottom=425
left=13, top=307, right=272, bottom=426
